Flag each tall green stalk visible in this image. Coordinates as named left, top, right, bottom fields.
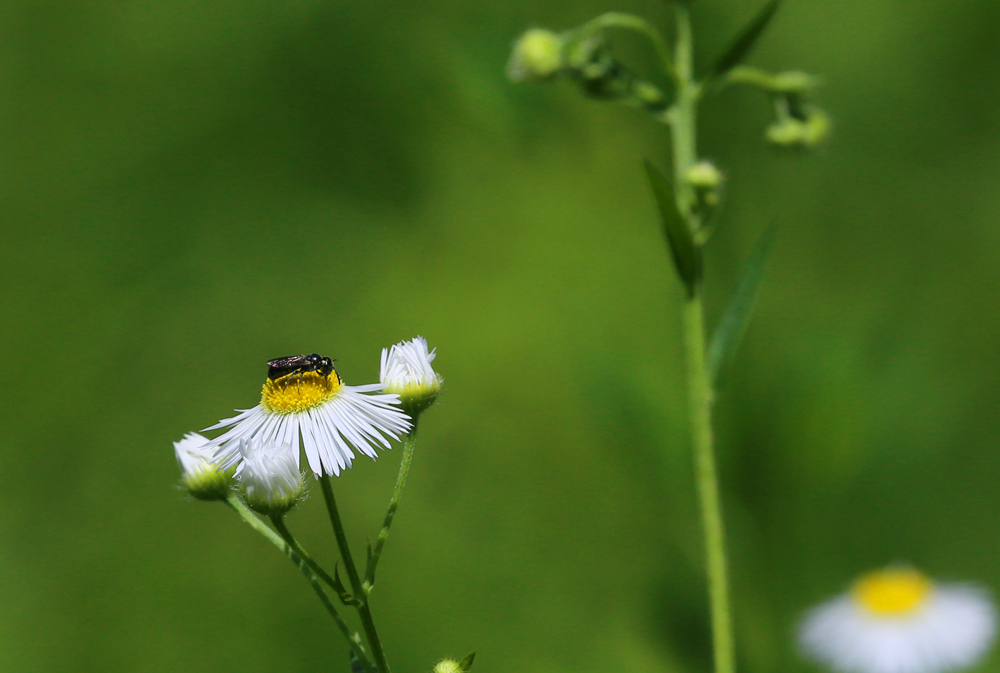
left=669, top=6, right=735, bottom=673
left=320, top=475, right=392, bottom=673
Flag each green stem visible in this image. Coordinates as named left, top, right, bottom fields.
left=573, top=12, right=676, bottom=81
left=668, top=6, right=735, bottom=673
left=320, top=476, right=392, bottom=673
left=271, top=515, right=339, bottom=594
left=681, top=297, right=735, bottom=673
left=366, top=419, right=420, bottom=590
left=224, top=495, right=376, bottom=673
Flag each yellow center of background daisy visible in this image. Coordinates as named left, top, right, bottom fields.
left=261, top=371, right=342, bottom=415
left=853, top=568, right=933, bottom=616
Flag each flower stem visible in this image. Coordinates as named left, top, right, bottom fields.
left=667, top=6, right=735, bottom=673
left=573, top=12, right=676, bottom=82
left=271, top=514, right=339, bottom=594
left=319, top=475, right=392, bottom=673
left=366, top=418, right=420, bottom=589
left=224, top=494, right=376, bottom=673
left=681, top=296, right=734, bottom=673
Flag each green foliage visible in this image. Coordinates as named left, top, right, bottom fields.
left=703, top=0, right=781, bottom=87
left=707, top=224, right=777, bottom=386
left=644, top=159, right=703, bottom=296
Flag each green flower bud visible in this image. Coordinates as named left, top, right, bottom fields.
left=507, top=29, right=565, bottom=82
left=767, top=108, right=829, bottom=149
left=685, top=161, right=723, bottom=191
left=175, top=433, right=235, bottom=501
left=801, top=108, right=830, bottom=147
left=434, top=660, right=462, bottom=673
left=766, top=117, right=807, bottom=147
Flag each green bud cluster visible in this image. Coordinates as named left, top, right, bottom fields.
left=684, top=160, right=725, bottom=224
left=507, top=23, right=669, bottom=115
left=767, top=99, right=829, bottom=150
left=507, top=29, right=566, bottom=82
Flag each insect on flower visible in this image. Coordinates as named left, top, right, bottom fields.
left=267, top=354, right=338, bottom=382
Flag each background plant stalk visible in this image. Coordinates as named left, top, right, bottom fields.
left=669, top=6, right=735, bottom=673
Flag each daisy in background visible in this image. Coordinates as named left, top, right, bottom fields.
left=380, top=336, right=443, bottom=416
left=204, top=353, right=411, bottom=478
left=799, top=566, right=997, bottom=673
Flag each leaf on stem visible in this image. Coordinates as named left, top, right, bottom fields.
left=333, top=563, right=360, bottom=606
left=643, top=159, right=702, bottom=296
left=707, top=223, right=777, bottom=386
left=703, top=0, right=781, bottom=87
left=458, top=651, right=477, bottom=672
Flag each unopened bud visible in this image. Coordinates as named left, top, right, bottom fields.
left=380, top=336, right=443, bottom=417
left=767, top=108, right=829, bottom=149
left=766, top=118, right=806, bottom=147
left=434, top=660, right=462, bottom=673
left=685, top=160, right=724, bottom=216
left=239, top=439, right=305, bottom=517
left=685, top=161, right=723, bottom=191
left=175, top=432, right=235, bottom=501
left=507, top=29, right=565, bottom=82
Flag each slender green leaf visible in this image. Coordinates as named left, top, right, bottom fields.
left=458, top=651, right=477, bottom=672
left=708, top=223, right=777, bottom=385
left=643, top=159, right=702, bottom=296
left=704, top=0, right=781, bottom=85
left=332, top=564, right=360, bottom=606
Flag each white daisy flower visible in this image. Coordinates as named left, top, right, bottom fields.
left=238, top=438, right=304, bottom=516
left=204, top=359, right=411, bottom=478
left=799, top=566, right=997, bottom=673
left=380, top=336, right=442, bottom=414
left=174, top=432, right=233, bottom=501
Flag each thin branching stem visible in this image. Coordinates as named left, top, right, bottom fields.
left=574, top=12, right=677, bottom=83
left=224, top=495, right=376, bottom=673
left=270, top=515, right=339, bottom=594
left=366, top=418, right=420, bottom=589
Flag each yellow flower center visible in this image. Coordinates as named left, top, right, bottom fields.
left=853, top=568, right=933, bottom=616
left=261, top=370, right=342, bottom=415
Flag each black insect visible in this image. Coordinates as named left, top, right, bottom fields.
left=267, top=354, right=337, bottom=382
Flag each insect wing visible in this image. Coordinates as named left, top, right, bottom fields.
left=267, top=355, right=309, bottom=369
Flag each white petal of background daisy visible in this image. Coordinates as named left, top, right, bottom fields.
left=204, top=361, right=411, bottom=478
left=380, top=336, right=443, bottom=415
left=799, top=566, right=997, bottom=673
left=238, top=438, right=304, bottom=516
left=174, top=432, right=233, bottom=500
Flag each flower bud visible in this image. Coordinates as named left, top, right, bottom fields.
left=685, top=160, right=724, bottom=216
left=766, top=117, right=806, bottom=147
left=380, top=336, right=443, bottom=416
left=434, top=660, right=462, bottom=673
left=766, top=108, right=829, bottom=149
left=238, top=438, right=305, bottom=517
left=175, top=432, right=234, bottom=501
left=507, top=29, right=565, bottom=82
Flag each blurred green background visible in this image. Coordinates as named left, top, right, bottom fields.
left=4, top=0, right=1000, bottom=671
